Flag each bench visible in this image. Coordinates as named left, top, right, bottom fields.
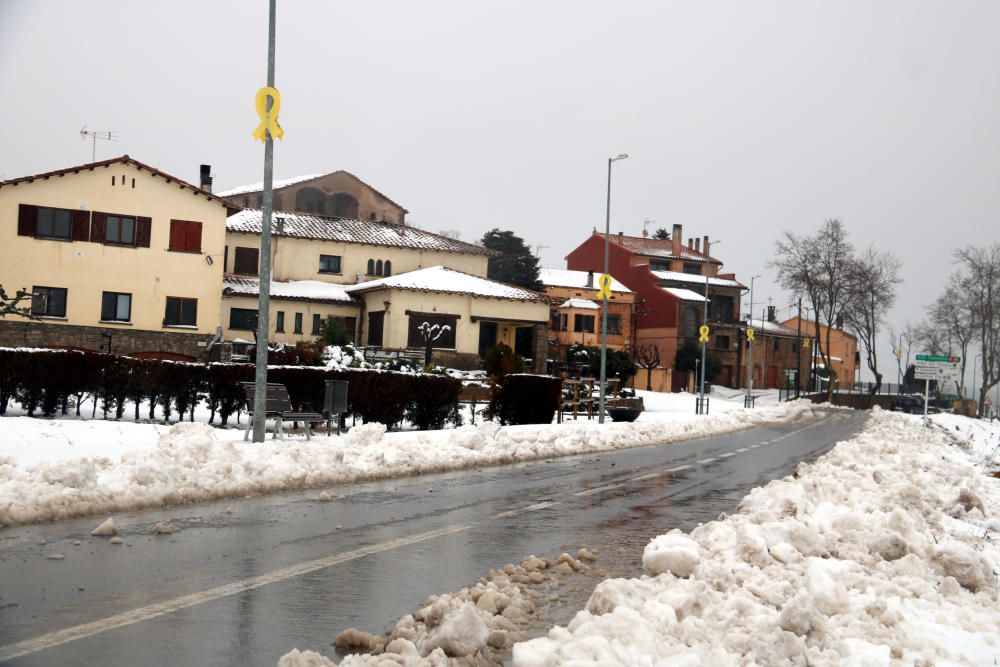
left=241, top=382, right=326, bottom=441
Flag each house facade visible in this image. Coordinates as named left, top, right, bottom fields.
left=566, top=224, right=745, bottom=389
left=781, top=316, right=858, bottom=386
left=739, top=312, right=813, bottom=390
left=539, top=268, right=636, bottom=355
left=0, top=156, right=235, bottom=360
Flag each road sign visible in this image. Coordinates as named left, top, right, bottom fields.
left=914, top=365, right=961, bottom=382
left=915, top=354, right=960, bottom=363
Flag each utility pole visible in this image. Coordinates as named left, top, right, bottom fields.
left=252, top=0, right=279, bottom=442
left=795, top=297, right=802, bottom=398
left=698, top=269, right=709, bottom=413
left=745, top=275, right=760, bottom=407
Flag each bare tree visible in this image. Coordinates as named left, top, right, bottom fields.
left=926, top=283, right=975, bottom=396
left=771, top=219, right=854, bottom=402
left=954, top=244, right=1000, bottom=415
left=888, top=321, right=918, bottom=389
left=0, top=284, right=37, bottom=319
left=634, top=343, right=660, bottom=391
left=842, top=247, right=901, bottom=408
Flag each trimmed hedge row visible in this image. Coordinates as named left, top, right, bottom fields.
left=0, top=348, right=558, bottom=429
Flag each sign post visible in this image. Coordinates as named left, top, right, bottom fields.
left=913, top=355, right=961, bottom=424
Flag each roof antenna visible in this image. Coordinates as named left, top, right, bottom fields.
left=80, top=126, right=118, bottom=162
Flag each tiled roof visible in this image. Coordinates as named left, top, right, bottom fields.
left=0, top=155, right=239, bottom=213
left=664, top=287, right=708, bottom=302
left=652, top=270, right=745, bottom=289
left=609, top=233, right=719, bottom=263
left=223, top=277, right=354, bottom=303
left=746, top=318, right=800, bottom=337
left=216, top=170, right=409, bottom=213
left=558, top=298, right=600, bottom=309
left=539, top=268, right=632, bottom=293
left=227, top=209, right=498, bottom=256
left=345, top=266, right=545, bottom=302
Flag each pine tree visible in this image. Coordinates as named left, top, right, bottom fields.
left=481, top=229, right=543, bottom=290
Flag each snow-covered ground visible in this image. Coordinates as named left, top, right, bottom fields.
left=0, top=389, right=791, bottom=527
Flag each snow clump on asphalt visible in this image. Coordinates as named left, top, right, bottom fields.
left=513, top=409, right=1000, bottom=666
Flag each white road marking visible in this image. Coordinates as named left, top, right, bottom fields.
left=492, top=501, right=559, bottom=518
left=698, top=457, right=716, bottom=464
left=719, top=452, right=736, bottom=458
left=735, top=447, right=749, bottom=453
left=574, top=483, right=622, bottom=497
left=666, top=464, right=692, bottom=473
left=629, top=472, right=661, bottom=482
left=0, top=523, right=472, bottom=662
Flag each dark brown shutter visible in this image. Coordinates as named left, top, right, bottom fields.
left=72, top=210, right=90, bottom=241
left=186, top=221, right=203, bottom=253
left=169, top=220, right=185, bottom=251
left=90, top=212, right=107, bottom=243
left=343, top=317, right=357, bottom=342
left=135, top=217, right=151, bottom=247
left=17, top=204, right=37, bottom=236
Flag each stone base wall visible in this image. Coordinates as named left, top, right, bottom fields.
left=0, top=320, right=213, bottom=361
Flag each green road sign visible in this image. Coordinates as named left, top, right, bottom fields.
left=915, top=354, right=960, bottom=363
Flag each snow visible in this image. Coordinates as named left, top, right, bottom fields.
left=0, top=389, right=801, bottom=527
left=216, top=173, right=325, bottom=197
left=513, top=409, right=1000, bottom=666
left=345, top=265, right=542, bottom=301
left=651, top=270, right=744, bottom=288
left=557, top=298, right=599, bottom=310
left=539, top=269, right=631, bottom=293
left=223, top=277, right=354, bottom=303
left=663, top=287, right=708, bottom=302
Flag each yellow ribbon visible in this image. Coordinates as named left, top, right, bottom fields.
left=803, top=338, right=811, bottom=349
left=597, top=273, right=613, bottom=300
left=698, top=325, right=710, bottom=343
left=252, top=87, right=285, bottom=142
left=746, top=328, right=756, bottom=342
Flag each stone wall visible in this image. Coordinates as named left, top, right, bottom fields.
left=0, top=320, right=213, bottom=361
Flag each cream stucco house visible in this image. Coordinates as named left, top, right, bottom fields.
left=0, top=156, right=236, bottom=359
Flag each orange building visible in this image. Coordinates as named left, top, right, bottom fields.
left=781, top=317, right=859, bottom=386
left=539, top=268, right=636, bottom=356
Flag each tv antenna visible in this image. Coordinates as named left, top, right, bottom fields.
left=80, top=126, right=118, bottom=162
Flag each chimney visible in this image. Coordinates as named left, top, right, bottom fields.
left=694, top=238, right=701, bottom=253
left=703, top=235, right=710, bottom=258
left=617, top=231, right=624, bottom=243
left=672, top=224, right=682, bottom=257
left=767, top=305, right=776, bottom=322
left=199, top=164, right=213, bottom=192
left=586, top=271, right=594, bottom=288
left=688, top=238, right=693, bottom=249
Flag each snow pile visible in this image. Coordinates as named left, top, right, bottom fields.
left=514, top=410, right=1000, bottom=666
left=322, top=344, right=369, bottom=369
left=280, top=551, right=594, bottom=666
left=0, top=400, right=815, bottom=527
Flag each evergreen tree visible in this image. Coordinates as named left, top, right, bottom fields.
left=652, top=228, right=670, bottom=240
left=481, top=229, right=543, bottom=291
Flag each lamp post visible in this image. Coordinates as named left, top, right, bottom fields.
left=973, top=352, right=981, bottom=414
left=599, top=153, right=628, bottom=424
left=744, top=274, right=760, bottom=407
left=697, top=268, right=709, bottom=414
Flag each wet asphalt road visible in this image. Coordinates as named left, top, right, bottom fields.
left=0, top=408, right=868, bottom=666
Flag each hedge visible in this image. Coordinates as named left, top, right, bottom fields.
left=0, top=348, right=462, bottom=430
left=489, top=373, right=562, bottom=425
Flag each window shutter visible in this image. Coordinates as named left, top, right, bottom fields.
left=17, top=204, right=37, bottom=236
left=169, top=220, right=185, bottom=251
left=136, top=217, right=151, bottom=247
left=71, top=210, right=90, bottom=241
left=90, top=212, right=107, bottom=243
left=186, top=221, right=203, bottom=253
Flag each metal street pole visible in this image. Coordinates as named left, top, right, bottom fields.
left=599, top=153, right=628, bottom=424
left=745, top=275, right=759, bottom=407
left=973, top=352, right=981, bottom=413
left=698, top=269, right=708, bottom=413
left=795, top=297, right=802, bottom=398
left=252, top=0, right=278, bottom=443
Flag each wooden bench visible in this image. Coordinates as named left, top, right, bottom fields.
left=241, top=382, right=326, bottom=441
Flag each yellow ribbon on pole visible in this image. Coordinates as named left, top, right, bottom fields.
left=252, top=86, right=285, bottom=142
left=597, top=273, right=613, bottom=300
left=746, top=328, right=756, bottom=342
left=803, top=338, right=811, bottom=349
left=698, top=325, right=710, bottom=343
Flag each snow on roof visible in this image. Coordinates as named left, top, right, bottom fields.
left=559, top=298, right=600, bottom=310
left=216, top=174, right=326, bottom=197
left=664, top=287, right=708, bottom=302
left=611, top=234, right=719, bottom=263
left=345, top=266, right=544, bottom=301
left=745, top=318, right=800, bottom=337
left=539, top=268, right=631, bottom=293
left=226, top=209, right=497, bottom=256
left=223, top=277, right=354, bottom=303
left=231, top=337, right=252, bottom=344
left=652, top=270, right=745, bottom=289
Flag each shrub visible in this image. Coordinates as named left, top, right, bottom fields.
left=482, top=343, right=524, bottom=379
left=206, top=363, right=254, bottom=425
left=489, top=374, right=561, bottom=425
left=405, top=374, right=462, bottom=430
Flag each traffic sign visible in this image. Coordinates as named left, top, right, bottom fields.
left=915, top=354, right=960, bottom=363
left=914, top=365, right=961, bottom=382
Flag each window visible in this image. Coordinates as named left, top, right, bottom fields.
left=683, top=263, right=702, bottom=275
left=375, top=260, right=383, bottom=276
left=311, top=313, right=322, bottom=335
left=319, top=254, right=342, bottom=274
left=774, top=339, right=781, bottom=352
left=605, top=315, right=622, bottom=335
left=407, top=313, right=457, bottom=349
left=36, top=207, right=73, bottom=240
left=384, top=260, right=392, bottom=277
left=101, top=292, right=132, bottom=322
left=560, top=313, right=568, bottom=330
left=331, top=192, right=359, bottom=218
left=550, top=310, right=561, bottom=331
left=229, top=307, right=258, bottom=330
left=650, top=260, right=670, bottom=271
left=682, top=309, right=696, bottom=336
left=106, top=215, right=136, bottom=245
left=169, top=220, right=203, bottom=253
left=574, top=314, right=595, bottom=333
left=276, top=311, right=285, bottom=332
left=715, top=335, right=731, bottom=350
left=294, top=312, right=303, bottom=334
left=164, top=297, right=197, bottom=326
left=30, top=286, right=67, bottom=317
left=367, top=259, right=375, bottom=275
left=233, top=247, right=259, bottom=275
left=713, top=296, right=734, bottom=323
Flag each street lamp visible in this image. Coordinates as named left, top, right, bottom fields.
left=973, top=352, right=982, bottom=413
left=744, top=274, right=760, bottom=407
left=599, top=153, right=628, bottom=424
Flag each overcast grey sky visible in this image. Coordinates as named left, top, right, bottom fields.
left=2, top=1, right=998, bottom=381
